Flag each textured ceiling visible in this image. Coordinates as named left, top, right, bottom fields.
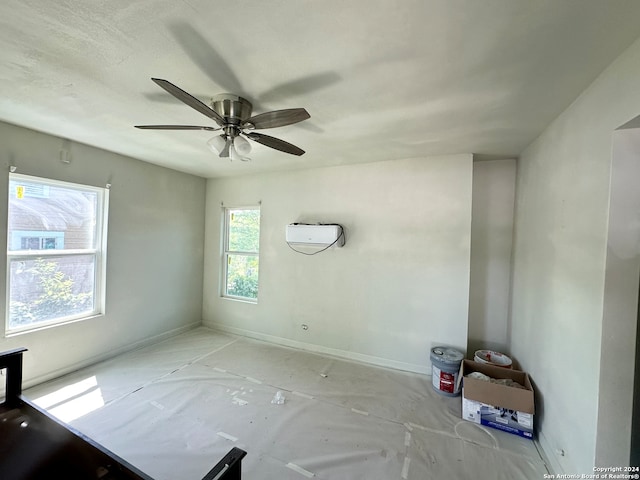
left=1, top=0, right=639, bottom=178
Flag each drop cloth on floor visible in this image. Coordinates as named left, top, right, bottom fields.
left=25, top=327, right=548, bottom=480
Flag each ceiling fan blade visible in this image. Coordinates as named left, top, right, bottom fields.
left=151, top=78, right=225, bottom=126
left=244, top=108, right=310, bottom=130
left=246, top=132, right=305, bottom=156
left=143, top=91, right=212, bottom=104
left=135, top=125, right=220, bottom=131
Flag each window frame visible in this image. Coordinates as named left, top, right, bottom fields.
left=221, top=206, right=260, bottom=303
left=5, top=173, right=109, bottom=335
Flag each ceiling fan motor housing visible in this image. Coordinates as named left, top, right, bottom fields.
left=210, top=94, right=252, bottom=126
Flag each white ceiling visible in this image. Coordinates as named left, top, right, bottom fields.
left=1, top=1, right=639, bottom=178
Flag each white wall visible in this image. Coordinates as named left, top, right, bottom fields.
left=0, top=121, right=206, bottom=388
left=510, top=36, right=640, bottom=473
left=468, top=158, right=516, bottom=357
left=203, top=155, right=472, bottom=373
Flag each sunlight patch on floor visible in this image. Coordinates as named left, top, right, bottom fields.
left=33, top=376, right=104, bottom=423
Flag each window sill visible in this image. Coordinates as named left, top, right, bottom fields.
left=221, top=296, right=258, bottom=305
left=4, top=313, right=104, bottom=338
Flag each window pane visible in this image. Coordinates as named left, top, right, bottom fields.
left=8, top=179, right=98, bottom=251
left=228, top=209, right=260, bottom=253
left=226, top=254, right=259, bottom=299
left=8, top=255, right=96, bottom=329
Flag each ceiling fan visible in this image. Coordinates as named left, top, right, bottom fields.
left=135, top=78, right=310, bottom=161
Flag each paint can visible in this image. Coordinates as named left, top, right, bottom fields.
left=430, top=346, right=464, bottom=396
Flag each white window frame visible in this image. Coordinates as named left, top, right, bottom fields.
left=222, top=206, right=260, bottom=303
left=6, top=173, right=109, bottom=335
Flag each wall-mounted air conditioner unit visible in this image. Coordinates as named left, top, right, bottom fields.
left=286, top=224, right=345, bottom=247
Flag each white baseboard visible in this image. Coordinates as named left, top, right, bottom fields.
left=536, top=429, right=563, bottom=475
left=21, top=321, right=201, bottom=391
left=206, top=322, right=431, bottom=375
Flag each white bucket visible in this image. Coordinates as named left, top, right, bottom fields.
left=474, top=349, right=513, bottom=368
left=430, top=346, right=464, bottom=396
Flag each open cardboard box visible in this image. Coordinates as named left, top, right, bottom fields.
left=458, top=360, right=535, bottom=439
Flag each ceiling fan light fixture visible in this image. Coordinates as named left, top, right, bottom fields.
left=207, top=134, right=227, bottom=154
left=234, top=134, right=252, bottom=156
left=230, top=140, right=251, bottom=162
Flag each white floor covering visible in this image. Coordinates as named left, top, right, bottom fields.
left=25, top=327, right=549, bottom=480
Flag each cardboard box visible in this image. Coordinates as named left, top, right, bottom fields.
left=459, top=360, right=535, bottom=439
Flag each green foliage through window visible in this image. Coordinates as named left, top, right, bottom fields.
left=228, top=209, right=260, bottom=252
left=9, top=258, right=94, bottom=327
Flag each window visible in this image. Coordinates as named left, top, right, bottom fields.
left=6, top=174, right=109, bottom=334
left=223, top=207, right=260, bottom=301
